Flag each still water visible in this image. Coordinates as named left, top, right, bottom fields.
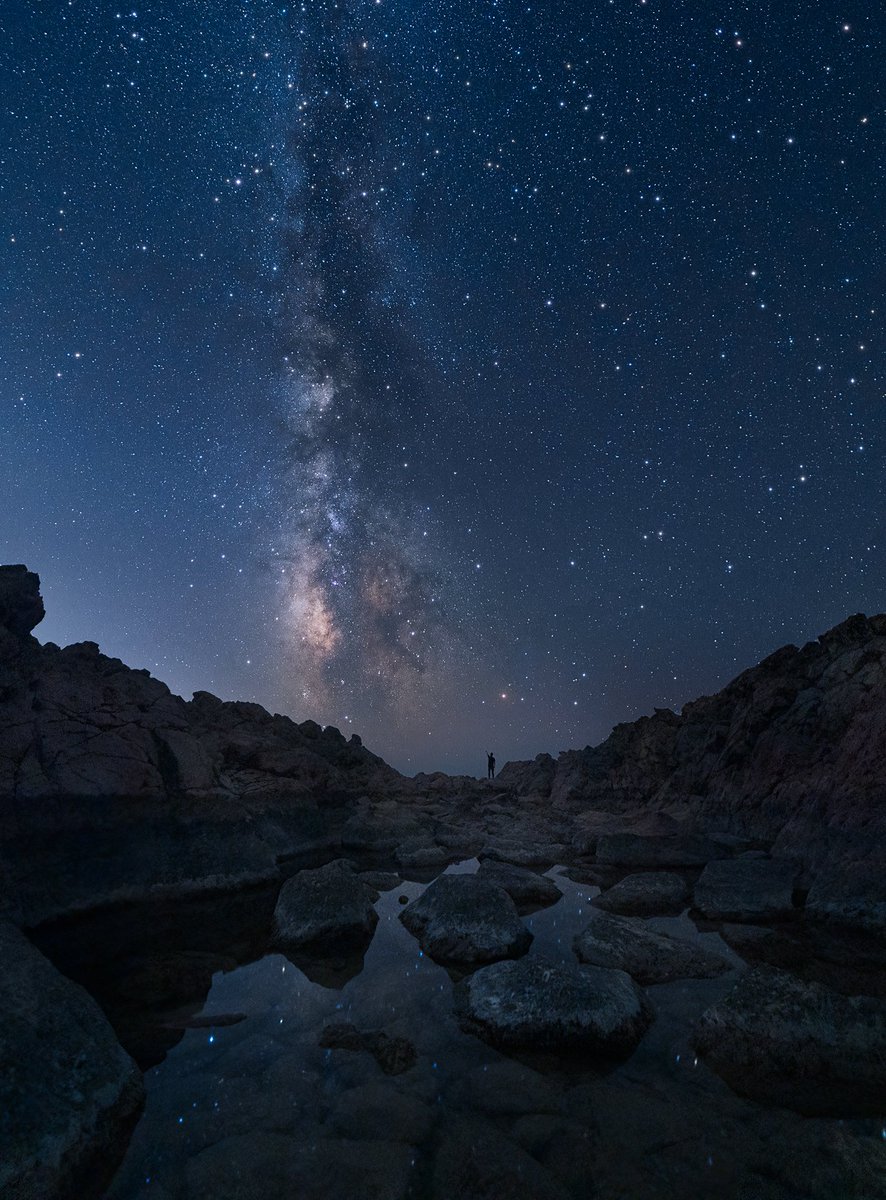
left=105, top=862, right=884, bottom=1200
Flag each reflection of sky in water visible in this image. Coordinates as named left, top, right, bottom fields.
left=107, top=865, right=883, bottom=1200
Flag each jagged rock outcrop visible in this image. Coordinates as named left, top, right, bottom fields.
left=501, top=613, right=886, bottom=931
left=0, top=564, right=45, bottom=638
left=3, top=565, right=884, bottom=938
left=0, top=567, right=399, bottom=924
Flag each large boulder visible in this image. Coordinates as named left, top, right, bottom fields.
left=475, top=859, right=562, bottom=910
left=574, top=912, right=732, bottom=984
left=272, top=860, right=378, bottom=951
left=596, top=832, right=730, bottom=867
left=692, top=966, right=886, bottom=1115
left=455, top=957, right=652, bottom=1055
left=0, top=921, right=144, bottom=1199
left=694, top=858, right=798, bottom=922
left=806, top=856, right=886, bottom=935
left=592, top=870, right=689, bottom=916
left=399, top=874, right=532, bottom=965
left=494, top=753, right=557, bottom=797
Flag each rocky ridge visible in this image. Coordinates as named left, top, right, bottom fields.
left=2, top=565, right=886, bottom=1200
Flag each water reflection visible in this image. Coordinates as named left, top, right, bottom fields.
left=106, top=863, right=884, bottom=1200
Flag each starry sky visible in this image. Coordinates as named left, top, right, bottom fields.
left=1, top=1, right=881, bottom=776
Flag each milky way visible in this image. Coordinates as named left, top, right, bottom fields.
left=259, top=3, right=468, bottom=724
left=0, top=2, right=881, bottom=774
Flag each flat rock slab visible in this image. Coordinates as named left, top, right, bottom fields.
left=574, top=912, right=732, bottom=984
left=479, top=842, right=567, bottom=868
left=694, top=857, right=798, bottom=922
left=455, top=957, right=651, bottom=1056
left=592, top=870, right=689, bottom=915
left=692, top=966, right=886, bottom=1115
left=400, top=873, right=532, bottom=965
left=272, top=859, right=378, bottom=951
left=0, top=921, right=144, bottom=1200
left=475, top=860, right=562, bottom=909
left=596, top=832, right=730, bottom=867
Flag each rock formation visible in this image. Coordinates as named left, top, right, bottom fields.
left=0, top=565, right=398, bottom=926
left=2, top=564, right=886, bottom=1199
left=504, top=613, right=886, bottom=932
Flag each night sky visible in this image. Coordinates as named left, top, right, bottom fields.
left=1, top=2, right=881, bottom=776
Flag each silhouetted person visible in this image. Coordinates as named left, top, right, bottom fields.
left=487, top=751, right=495, bottom=780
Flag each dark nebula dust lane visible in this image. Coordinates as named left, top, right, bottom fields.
left=0, top=1, right=882, bottom=774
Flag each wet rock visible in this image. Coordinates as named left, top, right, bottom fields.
left=455, top=957, right=651, bottom=1055
left=432, top=1117, right=570, bottom=1200
left=475, top=859, right=562, bottom=910
left=319, top=1022, right=418, bottom=1076
left=0, top=921, right=143, bottom=1200
left=341, top=813, right=421, bottom=854
left=479, top=842, right=567, bottom=869
left=692, top=966, right=886, bottom=1115
left=449, top=1060, right=561, bottom=1116
left=395, top=838, right=450, bottom=869
left=592, top=870, right=689, bottom=915
left=400, top=874, right=532, bottom=965
left=596, top=832, right=730, bottom=867
left=357, top=870, right=403, bottom=898
left=271, top=860, right=378, bottom=952
left=694, top=857, right=798, bottom=921
left=563, top=862, right=624, bottom=889
left=806, top=858, right=886, bottom=934
left=573, top=912, right=732, bottom=984
left=328, top=1082, right=434, bottom=1143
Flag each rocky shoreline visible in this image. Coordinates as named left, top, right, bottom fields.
left=1, top=564, right=885, bottom=1198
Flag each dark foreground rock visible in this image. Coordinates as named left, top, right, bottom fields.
left=271, top=860, right=378, bottom=951
left=596, top=832, right=731, bottom=867
left=694, top=857, right=798, bottom=922
left=0, top=563, right=45, bottom=637
left=475, top=859, right=562, bottom=910
left=806, top=858, right=886, bottom=935
left=574, top=912, right=733, bottom=984
left=0, top=921, right=143, bottom=1199
left=592, top=870, right=690, bottom=916
left=400, top=874, right=532, bottom=965
left=455, top=957, right=651, bottom=1055
left=692, top=966, right=886, bottom=1115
